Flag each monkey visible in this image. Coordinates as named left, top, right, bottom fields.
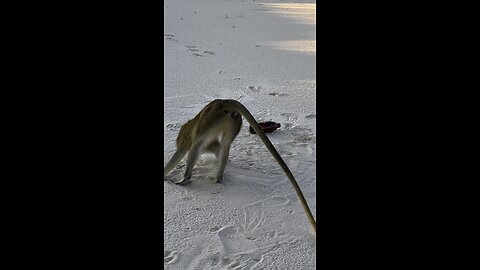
left=163, top=100, right=242, bottom=184
left=164, top=99, right=316, bottom=234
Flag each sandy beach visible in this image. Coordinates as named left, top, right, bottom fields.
left=164, top=0, right=316, bottom=268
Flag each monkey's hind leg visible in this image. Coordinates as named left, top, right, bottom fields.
left=164, top=149, right=187, bottom=177
left=214, top=135, right=237, bottom=183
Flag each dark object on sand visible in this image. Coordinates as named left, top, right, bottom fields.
left=249, top=121, right=281, bottom=134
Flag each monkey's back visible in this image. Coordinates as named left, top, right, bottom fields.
left=176, top=100, right=242, bottom=150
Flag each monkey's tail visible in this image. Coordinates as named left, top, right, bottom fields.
left=227, top=100, right=317, bottom=234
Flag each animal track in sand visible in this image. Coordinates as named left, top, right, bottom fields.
left=264, top=196, right=290, bottom=208
left=217, top=226, right=258, bottom=255
left=209, top=225, right=221, bottom=232
left=269, top=92, right=289, bottom=97
left=164, top=34, right=178, bottom=42
left=185, top=45, right=203, bottom=56
left=166, top=123, right=181, bottom=130
left=242, top=203, right=267, bottom=232
left=164, top=250, right=180, bottom=265
left=248, top=85, right=262, bottom=92
left=184, top=45, right=216, bottom=57
left=164, top=231, right=264, bottom=269
left=280, top=112, right=298, bottom=122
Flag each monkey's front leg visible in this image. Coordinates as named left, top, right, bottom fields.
left=175, top=143, right=201, bottom=185
left=164, top=149, right=187, bottom=177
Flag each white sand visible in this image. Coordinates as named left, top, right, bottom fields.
left=164, top=0, right=316, bottom=269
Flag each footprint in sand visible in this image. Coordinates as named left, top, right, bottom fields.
left=217, top=226, right=257, bottom=255
left=184, top=46, right=203, bottom=56
left=164, top=250, right=180, bottom=265
left=184, top=46, right=216, bottom=57
left=264, top=196, right=290, bottom=208
left=166, top=123, right=181, bottom=130
left=268, top=92, right=289, bottom=97
left=242, top=203, right=267, bottom=232
left=280, top=112, right=298, bottom=122
left=164, top=34, right=178, bottom=42
left=209, top=225, right=221, bottom=232
left=248, top=85, right=262, bottom=92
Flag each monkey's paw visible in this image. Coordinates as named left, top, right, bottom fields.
left=174, top=177, right=192, bottom=185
